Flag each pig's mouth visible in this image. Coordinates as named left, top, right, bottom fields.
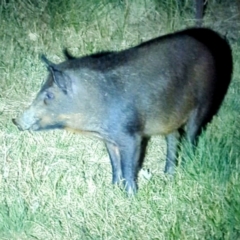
left=12, top=118, right=65, bottom=131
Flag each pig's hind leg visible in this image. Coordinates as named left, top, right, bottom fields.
left=182, top=107, right=214, bottom=165
left=164, top=131, right=181, bottom=175
left=185, top=107, right=212, bottom=145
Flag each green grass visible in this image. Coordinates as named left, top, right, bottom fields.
left=1, top=0, right=240, bottom=239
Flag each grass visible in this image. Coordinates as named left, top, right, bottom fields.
left=0, top=0, right=240, bottom=239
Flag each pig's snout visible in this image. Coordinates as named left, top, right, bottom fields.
left=12, top=118, right=24, bottom=131
left=12, top=109, right=40, bottom=131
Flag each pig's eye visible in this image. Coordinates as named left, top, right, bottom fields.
left=46, top=92, right=54, bottom=99
left=44, top=91, right=54, bottom=104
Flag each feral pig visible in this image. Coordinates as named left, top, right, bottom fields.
left=13, top=28, right=232, bottom=194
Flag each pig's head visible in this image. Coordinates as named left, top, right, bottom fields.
left=13, top=55, right=79, bottom=131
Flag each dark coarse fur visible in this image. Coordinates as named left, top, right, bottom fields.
left=13, top=28, right=232, bottom=194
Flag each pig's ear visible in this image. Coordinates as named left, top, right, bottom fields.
left=41, top=55, right=56, bottom=68
left=41, top=55, right=72, bottom=94
left=51, top=69, right=72, bottom=94
left=63, top=49, right=76, bottom=60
